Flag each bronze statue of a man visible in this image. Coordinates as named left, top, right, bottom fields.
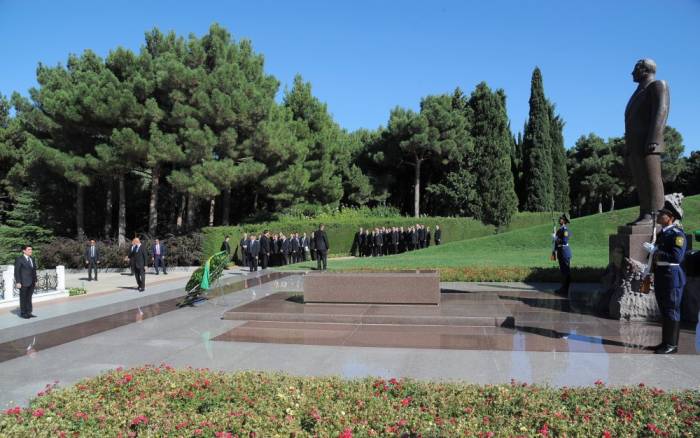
left=624, top=58, right=670, bottom=225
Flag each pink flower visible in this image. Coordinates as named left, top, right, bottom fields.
left=594, top=379, right=605, bottom=386
left=539, top=423, right=549, bottom=436
left=194, top=429, right=203, bottom=436
left=215, top=433, right=234, bottom=438
left=124, top=374, right=133, bottom=383
left=401, top=396, right=412, bottom=407
left=338, top=428, right=353, bottom=438
left=32, top=408, right=44, bottom=418
left=602, top=432, right=612, bottom=438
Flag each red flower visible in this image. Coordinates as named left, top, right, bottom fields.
left=338, top=428, right=353, bottom=438
left=216, top=433, right=234, bottom=438
left=594, top=379, right=605, bottom=386
left=4, top=406, right=21, bottom=416
left=32, top=408, right=44, bottom=418
left=539, top=423, right=549, bottom=436
left=602, top=432, right=612, bottom=438
left=124, top=374, right=133, bottom=383
left=401, top=396, right=412, bottom=407
left=130, top=415, right=148, bottom=426
left=194, top=429, right=203, bottom=436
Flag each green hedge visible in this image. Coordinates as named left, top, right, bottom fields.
left=3, top=366, right=698, bottom=437
left=202, top=212, right=553, bottom=263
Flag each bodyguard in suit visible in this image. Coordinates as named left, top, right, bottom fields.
left=301, top=233, right=310, bottom=261
left=410, top=227, right=418, bottom=251
left=309, top=232, right=316, bottom=261
left=127, top=237, right=148, bottom=292
left=14, top=245, right=38, bottom=319
left=220, top=235, right=232, bottom=258
left=291, top=233, right=300, bottom=263
left=281, top=234, right=290, bottom=265
left=314, top=224, right=330, bottom=270
left=391, top=227, right=399, bottom=254
left=239, top=233, right=249, bottom=268
left=84, top=239, right=100, bottom=281
left=152, top=238, right=167, bottom=275
left=248, top=235, right=260, bottom=271
left=426, top=227, right=432, bottom=248
left=260, top=231, right=271, bottom=269
left=434, top=225, right=442, bottom=245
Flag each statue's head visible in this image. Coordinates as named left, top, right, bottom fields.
left=632, top=59, right=656, bottom=83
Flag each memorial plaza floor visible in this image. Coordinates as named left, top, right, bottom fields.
left=0, top=268, right=698, bottom=408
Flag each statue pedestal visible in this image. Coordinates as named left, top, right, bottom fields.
left=604, top=224, right=661, bottom=321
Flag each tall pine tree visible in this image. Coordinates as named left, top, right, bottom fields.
left=522, top=67, right=554, bottom=212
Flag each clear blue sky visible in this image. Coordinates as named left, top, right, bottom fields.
left=2, top=0, right=699, bottom=151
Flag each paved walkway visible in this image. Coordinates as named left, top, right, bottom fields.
left=0, top=274, right=698, bottom=409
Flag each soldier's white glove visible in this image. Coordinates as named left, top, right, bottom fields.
left=551, top=234, right=556, bottom=239
left=642, top=242, right=656, bottom=253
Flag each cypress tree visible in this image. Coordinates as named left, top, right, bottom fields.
left=468, top=83, right=518, bottom=227
left=548, top=102, right=570, bottom=212
left=522, top=67, right=554, bottom=212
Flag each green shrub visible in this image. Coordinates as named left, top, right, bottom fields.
left=2, top=367, right=697, bottom=437
left=68, top=287, right=86, bottom=296
left=38, top=234, right=204, bottom=268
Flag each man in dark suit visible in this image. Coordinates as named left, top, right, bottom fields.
left=352, top=228, right=363, bottom=257
left=291, top=233, right=300, bottom=264
left=260, top=230, right=271, bottom=269
left=391, top=227, right=400, bottom=254
left=280, top=234, right=290, bottom=265
left=239, top=233, right=249, bottom=268
left=434, top=225, right=442, bottom=245
left=374, top=228, right=383, bottom=257
left=14, top=245, right=38, bottom=319
left=300, top=232, right=310, bottom=261
left=152, top=238, right=167, bottom=275
left=314, top=224, right=330, bottom=270
left=426, top=227, right=432, bottom=248
left=127, top=237, right=147, bottom=292
left=248, top=234, right=260, bottom=271
left=220, top=235, right=232, bottom=258
left=84, top=239, right=100, bottom=281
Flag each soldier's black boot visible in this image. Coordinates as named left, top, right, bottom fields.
left=655, top=320, right=679, bottom=354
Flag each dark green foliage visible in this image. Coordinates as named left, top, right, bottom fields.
left=567, top=134, right=626, bottom=215
left=0, top=189, right=53, bottom=264
left=661, top=126, right=687, bottom=184
left=37, top=234, right=203, bottom=268
left=548, top=103, right=570, bottom=212
left=521, top=67, right=554, bottom=212
left=467, top=83, right=518, bottom=227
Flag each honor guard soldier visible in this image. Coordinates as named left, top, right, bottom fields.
left=553, top=214, right=572, bottom=296
left=643, top=197, right=687, bottom=354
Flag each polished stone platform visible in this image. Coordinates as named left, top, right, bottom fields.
left=303, top=271, right=440, bottom=304
left=0, top=271, right=293, bottom=363
left=217, top=285, right=699, bottom=354
left=223, top=291, right=511, bottom=326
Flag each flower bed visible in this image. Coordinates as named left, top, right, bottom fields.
left=1, top=366, right=698, bottom=437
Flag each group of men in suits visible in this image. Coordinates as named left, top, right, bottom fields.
left=351, top=224, right=441, bottom=257
left=222, top=225, right=330, bottom=271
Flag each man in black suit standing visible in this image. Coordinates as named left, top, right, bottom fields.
left=220, top=235, right=232, bottom=258
left=314, top=224, right=329, bottom=271
left=152, top=238, right=167, bottom=275
left=239, top=233, right=249, bottom=267
left=290, top=232, right=300, bottom=264
left=127, top=237, right=147, bottom=292
left=434, top=225, right=442, bottom=245
left=84, top=239, right=100, bottom=281
left=14, top=245, right=38, bottom=319
left=260, top=230, right=271, bottom=269
left=248, top=234, right=260, bottom=271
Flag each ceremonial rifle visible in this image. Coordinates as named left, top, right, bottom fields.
left=550, top=212, right=557, bottom=261
left=640, top=213, right=657, bottom=294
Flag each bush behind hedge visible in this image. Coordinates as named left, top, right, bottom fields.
left=1, top=366, right=698, bottom=437
left=37, top=234, right=204, bottom=269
